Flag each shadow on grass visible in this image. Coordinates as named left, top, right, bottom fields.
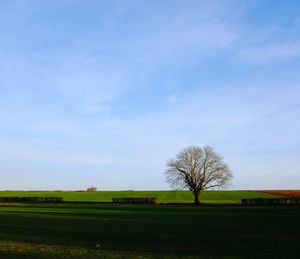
left=1, top=204, right=300, bottom=258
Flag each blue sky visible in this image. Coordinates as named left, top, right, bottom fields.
left=0, top=0, right=299, bottom=190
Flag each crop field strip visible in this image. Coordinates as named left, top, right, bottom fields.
left=254, top=190, right=300, bottom=197
left=0, top=190, right=282, bottom=204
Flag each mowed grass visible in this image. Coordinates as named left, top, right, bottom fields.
left=0, top=203, right=299, bottom=258
left=0, top=190, right=281, bottom=204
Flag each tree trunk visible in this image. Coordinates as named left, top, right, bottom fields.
left=193, top=190, right=201, bottom=205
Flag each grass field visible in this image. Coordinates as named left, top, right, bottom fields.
left=0, top=203, right=300, bottom=258
left=0, top=190, right=282, bottom=204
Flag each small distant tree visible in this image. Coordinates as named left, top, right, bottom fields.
left=87, top=187, right=97, bottom=192
left=165, top=146, right=233, bottom=205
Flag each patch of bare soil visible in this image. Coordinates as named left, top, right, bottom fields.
left=254, top=190, right=300, bottom=197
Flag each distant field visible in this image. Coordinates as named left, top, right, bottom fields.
left=255, top=190, right=300, bottom=197
left=0, top=190, right=281, bottom=204
left=0, top=203, right=299, bottom=258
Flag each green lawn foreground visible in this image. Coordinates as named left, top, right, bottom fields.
left=0, top=203, right=300, bottom=258
left=0, top=190, right=281, bottom=203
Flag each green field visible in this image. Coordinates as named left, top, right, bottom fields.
left=0, top=203, right=300, bottom=258
left=0, top=190, right=297, bottom=258
left=0, top=190, right=281, bottom=204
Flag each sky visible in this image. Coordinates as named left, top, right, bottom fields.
left=0, top=0, right=300, bottom=190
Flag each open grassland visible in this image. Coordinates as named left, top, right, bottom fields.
left=0, top=190, right=281, bottom=204
left=0, top=203, right=299, bottom=258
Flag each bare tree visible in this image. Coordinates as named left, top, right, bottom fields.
left=165, top=146, right=233, bottom=205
